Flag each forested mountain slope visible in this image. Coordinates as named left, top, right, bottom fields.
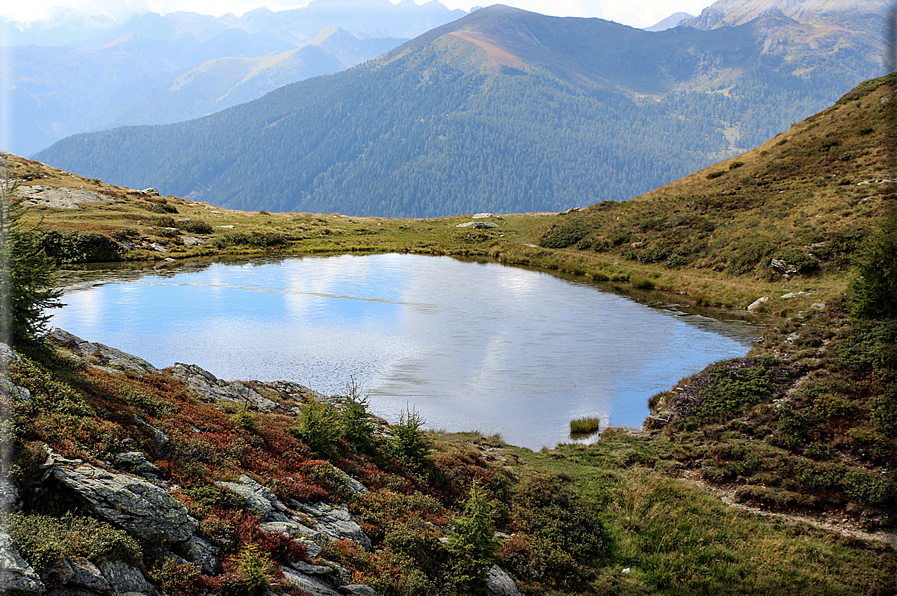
left=36, top=2, right=886, bottom=218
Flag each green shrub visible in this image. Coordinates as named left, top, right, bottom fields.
left=230, top=409, right=254, bottom=431
left=813, top=392, right=855, bottom=419
left=149, top=559, right=203, bottom=596
left=447, top=483, right=500, bottom=593
left=224, top=544, right=273, bottom=595
left=150, top=201, right=179, bottom=214
left=340, top=379, right=376, bottom=453
left=392, top=406, right=432, bottom=473
left=289, top=399, right=340, bottom=455
left=697, top=359, right=774, bottom=422
left=179, top=219, right=214, bottom=235
left=8, top=513, right=141, bottom=572
left=112, top=227, right=139, bottom=241
left=539, top=222, right=591, bottom=249
left=850, top=219, right=897, bottom=318
left=40, top=230, right=122, bottom=264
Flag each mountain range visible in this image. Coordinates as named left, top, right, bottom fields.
left=2, top=0, right=467, bottom=156
left=34, top=0, right=889, bottom=218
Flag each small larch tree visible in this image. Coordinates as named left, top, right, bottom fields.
left=0, top=182, right=63, bottom=350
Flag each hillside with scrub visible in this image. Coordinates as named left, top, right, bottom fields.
left=0, top=73, right=895, bottom=595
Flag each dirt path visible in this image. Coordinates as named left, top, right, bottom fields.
left=680, top=470, right=897, bottom=550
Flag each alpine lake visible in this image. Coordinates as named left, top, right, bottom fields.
left=51, top=253, right=762, bottom=450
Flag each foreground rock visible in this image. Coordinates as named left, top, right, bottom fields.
left=49, top=452, right=198, bottom=543
left=0, top=529, right=45, bottom=594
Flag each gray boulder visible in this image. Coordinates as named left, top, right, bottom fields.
left=0, top=342, right=21, bottom=365
left=69, top=560, right=110, bottom=593
left=0, top=477, right=20, bottom=512
left=0, top=528, right=45, bottom=594
left=215, top=475, right=287, bottom=518
left=170, top=363, right=278, bottom=412
left=339, top=586, right=378, bottom=596
left=279, top=566, right=341, bottom=596
left=50, top=329, right=159, bottom=375
left=179, top=536, right=220, bottom=575
left=51, top=462, right=197, bottom=543
left=486, top=565, right=521, bottom=596
left=299, top=503, right=372, bottom=551
left=98, top=560, right=160, bottom=596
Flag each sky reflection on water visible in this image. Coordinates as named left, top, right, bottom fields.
left=52, top=254, right=760, bottom=450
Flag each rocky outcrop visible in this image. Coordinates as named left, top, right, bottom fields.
left=0, top=529, right=45, bottom=594
left=179, top=536, right=221, bottom=575
left=15, top=185, right=114, bottom=210
left=298, top=503, right=372, bottom=551
left=217, top=475, right=372, bottom=552
left=98, top=560, right=161, bottom=596
left=170, top=363, right=278, bottom=411
left=50, top=454, right=197, bottom=543
left=280, top=565, right=342, bottom=596
left=49, top=329, right=159, bottom=375
left=486, top=565, right=521, bottom=596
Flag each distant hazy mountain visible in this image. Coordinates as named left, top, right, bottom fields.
left=2, top=0, right=465, bottom=156
left=644, top=12, right=694, bottom=32
left=36, top=2, right=886, bottom=218
left=1, top=0, right=466, bottom=47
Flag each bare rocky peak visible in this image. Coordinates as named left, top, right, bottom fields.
left=680, top=0, right=890, bottom=29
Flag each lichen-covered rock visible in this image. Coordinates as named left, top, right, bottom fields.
left=50, top=329, right=159, bottom=375
left=0, top=477, right=20, bottom=512
left=339, top=585, right=379, bottom=596
left=69, top=560, right=110, bottom=593
left=299, top=503, right=371, bottom=551
left=170, top=363, right=278, bottom=411
left=51, top=462, right=197, bottom=543
left=215, top=475, right=286, bottom=518
left=486, top=565, right=521, bottom=596
left=0, top=528, right=45, bottom=594
left=179, top=536, right=220, bottom=575
left=279, top=566, right=341, bottom=596
left=98, top=560, right=160, bottom=596
left=0, top=342, right=20, bottom=365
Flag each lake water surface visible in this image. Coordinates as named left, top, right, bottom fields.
left=52, top=254, right=760, bottom=449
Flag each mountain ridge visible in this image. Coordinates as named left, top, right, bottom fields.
left=34, top=2, right=885, bottom=217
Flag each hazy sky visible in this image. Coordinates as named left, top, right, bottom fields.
left=1, top=1, right=712, bottom=29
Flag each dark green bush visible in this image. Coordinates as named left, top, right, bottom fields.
left=340, top=380, right=376, bottom=453
left=392, top=407, right=432, bottom=473
left=289, top=400, right=340, bottom=455
left=40, top=230, right=122, bottom=264
left=447, top=483, right=500, bottom=593
left=696, top=359, right=774, bottom=422
left=8, top=513, right=141, bottom=572
left=539, top=222, right=591, bottom=249
left=179, top=219, right=214, bottom=235
left=850, top=219, right=897, bottom=318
